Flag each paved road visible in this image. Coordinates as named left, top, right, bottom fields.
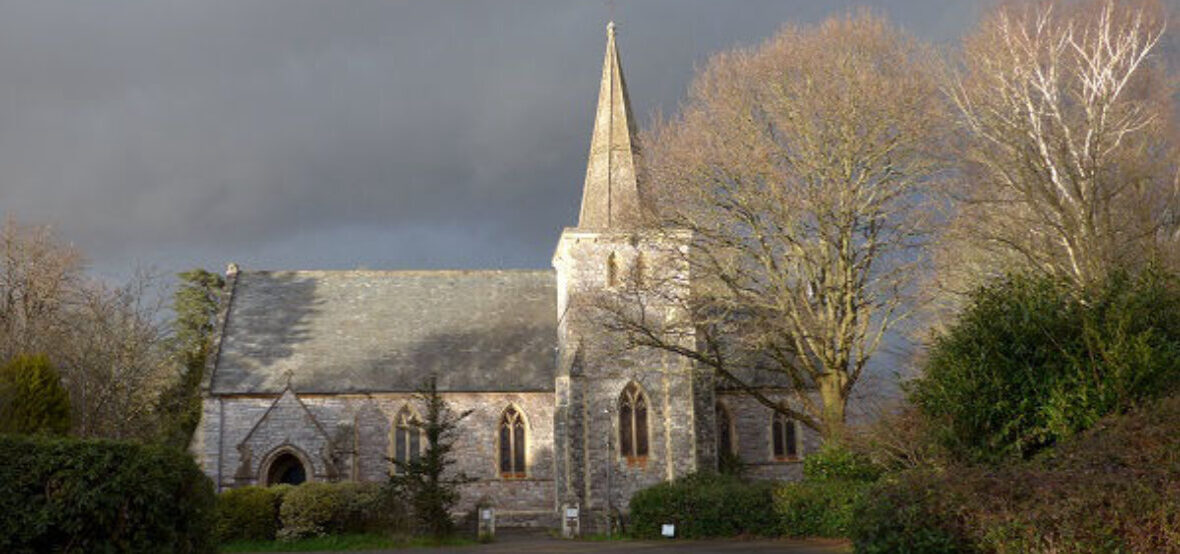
left=302, top=529, right=852, bottom=554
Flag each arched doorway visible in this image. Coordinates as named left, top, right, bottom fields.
left=266, top=451, right=307, bottom=485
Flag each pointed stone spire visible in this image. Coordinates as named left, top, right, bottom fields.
left=578, top=21, right=642, bottom=229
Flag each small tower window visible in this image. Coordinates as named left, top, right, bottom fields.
left=499, top=406, right=527, bottom=479
left=607, top=252, right=619, bottom=287
left=392, top=407, right=421, bottom=474
left=619, top=382, right=649, bottom=461
left=772, top=412, right=800, bottom=460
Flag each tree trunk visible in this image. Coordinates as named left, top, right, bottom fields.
left=817, top=372, right=848, bottom=442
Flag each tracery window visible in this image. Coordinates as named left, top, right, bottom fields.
left=619, top=382, right=649, bottom=460
left=499, top=406, right=526, bottom=479
left=771, top=412, right=799, bottom=460
left=392, top=407, right=421, bottom=474
left=716, top=402, right=734, bottom=455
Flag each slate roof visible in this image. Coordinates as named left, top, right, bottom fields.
left=209, top=269, right=557, bottom=394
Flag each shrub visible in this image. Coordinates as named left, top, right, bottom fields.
left=0, top=353, right=71, bottom=435
left=774, top=479, right=871, bottom=538
left=275, top=481, right=407, bottom=541
left=910, top=270, right=1180, bottom=463
left=334, top=481, right=408, bottom=535
left=0, top=434, right=215, bottom=553
left=215, top=486, right=279, bottom=542
left=850, top=470, right=977, bottom=554
left=852, top=394, right=1180, bottom=553
left=278, top=481, right=346, bottom=541
left=629, top=472, right=777, bottom=539
left=803, top=444, right=882, bottom=482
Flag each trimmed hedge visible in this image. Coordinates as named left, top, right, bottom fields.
left=215, top=486, right=280, bottom=542
left=275, top=481, right=407, bottom=541
left=774, top=479, right=872, bottom=538
left=0, top=434, right=216, bottom=554
left=629, top=473, right=778, bottom=538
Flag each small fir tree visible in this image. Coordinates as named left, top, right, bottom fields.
left=0, top=353, right=71, bottom=435
left=388, top=376, right=473, bottom=539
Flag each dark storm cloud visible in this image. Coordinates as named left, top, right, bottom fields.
left=0, top=0, right=978, bottom=278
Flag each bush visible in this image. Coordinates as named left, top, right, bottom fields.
left=852, top=394, right=1180, bottom=553
left=334, top=481, right=408, bottom=535
left=215, top=486, right=279, bottom=542
left=0, top=434, right=215, bottom=553
left=278, top=482, right=346, bottom=540
left=850, top=470, right=977, bottom=554
left=774, top=479, right=871, bottom=538
left=910, top=270, right=1180, bottom=463
left=803, top=444, right=882, bottom=482
left=628, top=472, right=777, bottom=539
left=275, top=481, right=407, bottom=541
left=0, top=354, right=71, bottom=435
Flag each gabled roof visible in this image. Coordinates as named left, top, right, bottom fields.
left=209, top=269, right=557, bottom=394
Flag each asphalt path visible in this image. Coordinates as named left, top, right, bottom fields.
left=295, top=529, right=852, bottom=554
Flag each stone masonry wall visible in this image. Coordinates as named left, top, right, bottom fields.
left=200, top=391, right=556, bottom=524
left=717, top=391, right=821, bottom=481
left=553, top=229, right=706, bottom=532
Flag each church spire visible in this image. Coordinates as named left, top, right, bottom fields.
left=578, top=21, right=642, bottom=229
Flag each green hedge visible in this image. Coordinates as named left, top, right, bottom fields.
left=851, top=394, right=1180, bottom=553
left=850, top=470, right=977, bottom=554
left=275, top=481, right=407, bottom=541
left=803, top=444, right=883, bottom=482
left=216, top=486, right=280, bottom=542
left=774, top=479, right=872, bottom=538
left=0, top=434, right=216, bottom=554
left=910, top=270, right=1180, bottom=463
left=628, top=473, right=778, bottom=538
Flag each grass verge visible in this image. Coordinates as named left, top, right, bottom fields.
left=220, top=533, right=474, bottom=552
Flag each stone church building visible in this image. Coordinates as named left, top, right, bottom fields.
left=191, top=23, right=816, bottom=529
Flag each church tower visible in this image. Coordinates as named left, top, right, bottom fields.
left=552, top=22, right=715, bottom=533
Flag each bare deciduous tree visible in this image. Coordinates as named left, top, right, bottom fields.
left=596, top=13, right=946, bottom=440
left=938, top=0, right=1177, bottom=301
left=0, top=218, right=171, bottom=440
left=59, top=271, right=170, bottom=440
left=0, top=219, right=85, bottom=358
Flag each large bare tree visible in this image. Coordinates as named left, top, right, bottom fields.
left=0, top=218, right=171, bottom=440
left=596, top=13, right=946, bottom=440
left=936, top=0, right=1178, bottom=302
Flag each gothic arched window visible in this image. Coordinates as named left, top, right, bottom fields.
left=499, top=406, right=527, bottom=479
left=391, top=407, right=421, bottom=474
left=771, top=412, right=800, bottom=460
left=619, top=382, right=649, bottom=460
left=716, top=402, right=734, bottom=455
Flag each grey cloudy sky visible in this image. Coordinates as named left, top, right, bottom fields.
left=0, top=1, right=981, bottom=282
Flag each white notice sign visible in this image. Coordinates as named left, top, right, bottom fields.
left=565, top=507, right=579, bottom=518
left=661, top=524, right=675, bottom=538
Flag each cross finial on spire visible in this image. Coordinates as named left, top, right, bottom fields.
left=577, top=20, right=642, bottom=229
